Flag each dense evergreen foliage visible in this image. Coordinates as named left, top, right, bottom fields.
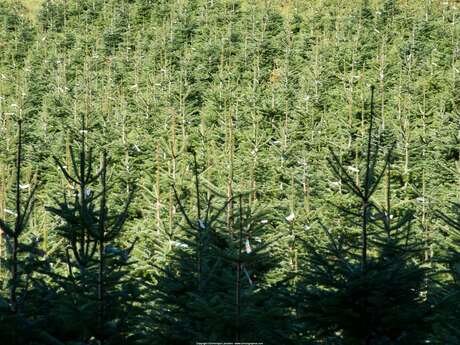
left=1, top=0, right=460, bottom=343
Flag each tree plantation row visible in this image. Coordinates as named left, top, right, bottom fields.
left=1, top=0, right=460, bottom=344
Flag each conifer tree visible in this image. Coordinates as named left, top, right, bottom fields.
left=0, top=119, right=58, bottom=345
left=151, top=151, right=291, bottom=345
left=44, top=118, right=143, bottom=344
left=295, top=87, right=431, bottom=345
left=2, top=1, right=460, bottom=343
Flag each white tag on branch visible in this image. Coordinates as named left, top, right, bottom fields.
left=260, top=219, right=268, bottom=224
left=346, top=165, right=359, bottom=173
left=84, top=188, right=92, bottom=197
left=243, top=266, right=253, bottom=285
left=285, top=212, right=295, bottom=223
left=245, top=238, right=252, bottom=254
left=329, top=181, right=341, bottom=189
left=198, top=219, right=206, bottom=229
left=4, top=208, right=17, bottom=217
left=19, top=184, right=30, bottom=189
left=170, top=240, right=189, bottom=248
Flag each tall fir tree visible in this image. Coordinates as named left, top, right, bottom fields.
left=295, top=87, right=431, bottom=345
left=44, top=117, right=144, bottom=344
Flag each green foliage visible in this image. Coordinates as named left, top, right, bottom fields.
left=38, top=0, right=66, bottom=32
left=1, top=0, right=460, bottom=343
left=0, top=120, right=56, bottom=345
left=103, top=7, right=130, bottom=55
left=295, top=89, right=432, bottom=344
left=149, top=153, right=291, bottom=344
left=0, top=2, right=36, bottom=64
left=434, top=203, right=460, bottom=343
left=43, top=122, right=143, bottom=344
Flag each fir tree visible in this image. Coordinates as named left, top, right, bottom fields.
left=45, top=118, right=143, bottom=344
left=295, top=87, right=431, bottom=345
left=0, top=119, right=58, bottom=345
left=151, top=151, right=291, bottom=345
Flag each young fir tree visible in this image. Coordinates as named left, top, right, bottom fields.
left=0, top=119, right=58, bottom=345
left=294, top=87, right=431, bottom=345
left=44, top=121, right=143, bottom=344
left=151, top=151, right=292, bottom=345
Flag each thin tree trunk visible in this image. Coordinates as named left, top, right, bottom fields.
left=98, top=153, right=107, bottom=345
left=11, top=119, right=22, bottom=315
left=235, top=195, right=243, bottom=343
